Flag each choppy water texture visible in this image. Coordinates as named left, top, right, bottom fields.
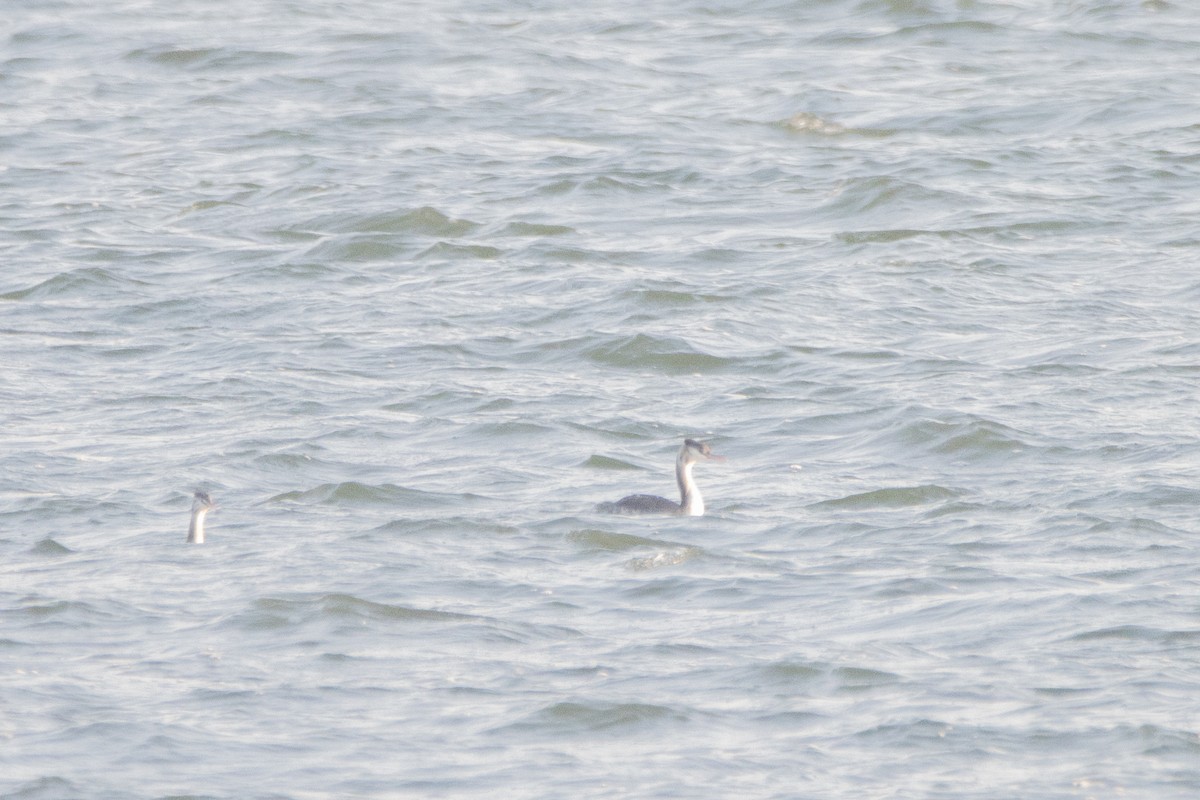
left=3, top=1, right=1200, bottom=797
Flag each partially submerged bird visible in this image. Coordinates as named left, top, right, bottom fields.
left=598, top=438, right=724, bottom=516
left=187, top=490, right=215, bottom=544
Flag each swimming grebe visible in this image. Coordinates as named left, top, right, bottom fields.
left=187, top=490, right=215, bottom=544
left=599, top=438, right=724, bottom=516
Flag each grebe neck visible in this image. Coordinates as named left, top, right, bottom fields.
left=188, top=507, right=208, bottom=544
left=677, top=455, right=704, bottom=516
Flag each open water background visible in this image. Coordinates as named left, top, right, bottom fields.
left=3, top=1, right=1200, bottom=797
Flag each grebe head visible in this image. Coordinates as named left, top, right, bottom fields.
left=680, top=438, right=724, bottom=464
left=192, top=490, right=215, bottom=512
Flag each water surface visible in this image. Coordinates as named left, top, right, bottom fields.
left=3, top=1, right=1199, bottom=797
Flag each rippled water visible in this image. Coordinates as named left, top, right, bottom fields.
left=4, top=1, right=1200, bottom=797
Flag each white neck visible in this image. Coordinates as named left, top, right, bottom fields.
left=188, top=509, right=207, bottom=544
left=677, top=458, right=704, bottom=516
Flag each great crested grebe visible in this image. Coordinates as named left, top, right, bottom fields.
left=187, top=490, right=215, bottom=544
left=598, top=438, right=724, bottom=516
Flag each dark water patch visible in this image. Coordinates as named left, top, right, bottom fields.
left=94, top=344, right=168, bottom=362
left=871, top=576, right=955, bottom=599
left=382, top=384, right=498, bottom=416
left=27, top=538, right=72, bottom=557
left=532, top=244, right=638, bottom=264
left=578, top=173, right=690, bottom=195
left=262, top=226, right=324, bottom=244
left=1083, top=516, right=1180, bottom=538
left=237, top=594, right=476, bottom=632
left=175, top=197, right=248, bottom=217
left=1135, top=723, right=1200, bottom=757
left=126, top=45, right=221, bottom=68
left=190, top=687, right=262, bottom=705
left=618, top=281, right=734, bottom=307
left=893, top=19, right=1008, bottom=41
left=0, top=267, right=148, bottom=301
left=1089, top=486, right=1200, bottom=510
left=756, top=659, right=827, bottom=687
left=535, top=178, right=579, bottom=196
left=960, top=218, right=1094, bottom=240
left=128, top=45, right=298, bottom=71
left=1067, top=625, right=1200, bottom=645
left=580, top=168, right=681, bottom=192
left=585, top=333, right=733, bottom=374
left=626, top=288, right=709, bottom=306
left=416, top=242, right=503, bottom=261
left=815, top=485, right=960, bottom=509
left=303, top=235, right=411, bottom=263
left=617, top=641, right=718, bottom=662
left=852, top=717, right=953, bottom=744
left=14, top=598, right=115, bottom=626
left=566, top=532, right=705, bottom=568
left=238, top=593, right=582, bottom=646
left=248, top=262, right=344, bottom=281
left=115, top=297, right=204, bottom=324
left=566, top=529, right=682, bottom=553
left=351, top=206, right=480, bottom=237
left=728, top=381, right=816, bottom=404
left=467, top=419, right=557, bottom=440
left=3, top=776, right=83, bottom=800
left=582, top=454, right=641, bottom=470
left=755, top=710, right=828, bottom=727
left=924, top=503, right=1011, bottom=532
left=318, top=593, right=476, bottom=624
left=828, top=346, right=904, bottom=363
left=837, top=228, right=934, bottom=244
left=252, top=451, right=319, bottom=472
left=498, top=700, right=687, bottom=736
left=1033, top=685, right=1096, bottom=698
left=819, top=176, right=971, bottom=221
left=800, top=406, right=894, bottom=437
left=1064, top=488, right=1198, bottom=518
left=690, top=247, right=752, bottom=265
left=901, top=416, right=1030, bottom=462
left=940, top=564, right=1013, bottom=587
left=832, top=666, right=903, bottom=691
left=371, top=517, right=520, bottom=538
left=500, top=221, right=576, bottom=236
left=1009, top=359, right=1107, bottom=377
left=268, top=482, right=478, bottom=508
left=619, top=575, right=695, bottom=602
left=1073, top=566, right=1160, bottom=584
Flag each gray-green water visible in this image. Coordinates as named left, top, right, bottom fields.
left=3, top=1, right=1199, bottom=797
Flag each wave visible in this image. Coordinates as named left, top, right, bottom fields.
left=267, top=482, right=481, bottom=508
left=815, top=484, right=960, bottom=509
left=236, top=593, right=476, bottom=632
left=566, top=529, right=679, bottom=552
left=584, top=333, right=734, bottom=374
left=28, top=538, right=73, bottom=556
left=494, top=700, right=687, bottom=736
left=0, top=267, right=148, bottom=302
